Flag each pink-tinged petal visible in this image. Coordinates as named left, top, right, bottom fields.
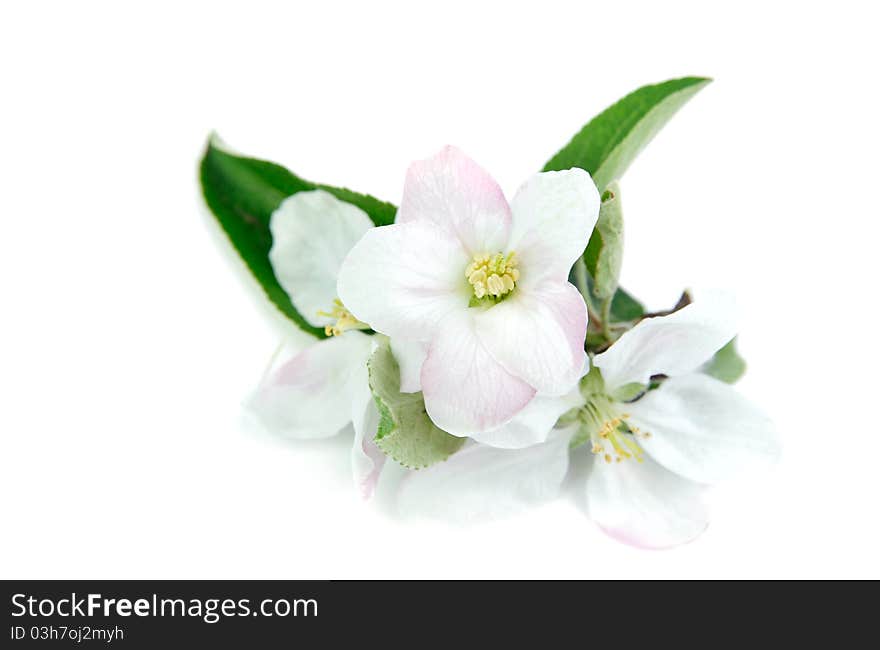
left=476, top=280, right=587, bottom=396
left=247, top=332, right=372, bottom=439
left=421, top=310, right=535, bottom=436
left=628, top=373, right=780, bottom=485
left=585, top=453, right=710, bottom=550
left=269, top=190, right=374, bottom=328
left=397, top=146, right=512, bottom=255
left=593, top=290, right=738, bottom=392
left=390, top=338, right=428, bottom=393
left=337, top=221, right=470, bottom=341
left=397, top=427, right=574, bottom=523
left=508, top=169, right=600, bottom=286
left=471, top=389, right=584, bottom=449
left=349, top=359, right=386, bottom=500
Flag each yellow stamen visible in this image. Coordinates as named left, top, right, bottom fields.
left=316, top=298, right=369, bottom=337
left=585, top=403, right=648, bottom=465
left=465, top=251, right=519, bottom=300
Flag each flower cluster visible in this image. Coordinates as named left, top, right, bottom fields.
left=245, top=146, right=778, bottom=549
left=201, top=77, right=780, bottom=548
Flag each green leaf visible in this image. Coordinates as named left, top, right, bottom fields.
left=583, top=277, right=644, bottom=325
left=703, top=337, right=747, bottom=384
left=584, top=183, right=624, bottom=300
left=543, top=77, right=711, bottom=190
left=367, top=342, right=465, bottom=469
left=198, top=135, right=397, bottom=337
left=609, top=286, right=645, bottom=322
left=582, top=272, right=644, bottom=325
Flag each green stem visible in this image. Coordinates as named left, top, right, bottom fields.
left=573, top=257, right=601, bottom=315
left=600, top=296, right=613, bottom=340
left=572, top=257, right=588, bottom=301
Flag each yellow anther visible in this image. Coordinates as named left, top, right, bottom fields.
left=316, top=299, right=369, bottom=337
left=585, top=406, right=649, bottom=466
left=592, top=411, right=646, bottom=463
left=466, top=251, right=519, bottom=300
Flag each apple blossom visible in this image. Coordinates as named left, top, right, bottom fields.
left=396, top=293, right=780, bottom=548
left=196, top=76, right=771, bottom=549
left=583, top=292, right=779, bottom=548
left=247, top=190, right=384, bottom=498
left=337, top=146, right=600, bottom=438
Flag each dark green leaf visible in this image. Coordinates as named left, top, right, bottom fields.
left=543, top=77, right=711, bottom=190
left=610, top=286, right=645, bottom=322
left=199, top=135, right=397, bottom=337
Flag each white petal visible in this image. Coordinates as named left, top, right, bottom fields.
left=397, top=427, right=574, bottom=523
left=476, top=281, right=588, bottom=395
left=593, top=290, right=738, bottom=391
left=269, top=190, right=374, bottom=327
left=471, top=389, right=584, bottom=449
left=421, top=310, right=535, bottom=436
left=337, top=221, right=469, bottom=341
left=585, top=452, right=709, bottom=549
left=508, top=169, right=600, bottom=286
left=627, top=373, right=780, bottom=485
left=397, top=145, right=512, bottom=255
left=247, top=332, right=372, bottom=439
left=349, top=360, right=386, bottom=499
left=390, top=338, right=428, bottom=393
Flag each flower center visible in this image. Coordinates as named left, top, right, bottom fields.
left=581, top=394, right=651, bottom=464
left=465, top=251, right=519, bottom=301
left=316, top=299, right=369, bottom=337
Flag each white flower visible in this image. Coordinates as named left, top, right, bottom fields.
left=337, top=146, right=600, bottom=440
left=247, top=190, right=384, bottom=498
left=396, top=292, right=780, bottom=548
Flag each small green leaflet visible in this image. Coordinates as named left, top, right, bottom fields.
left=199, top=135, right=397, bottom=338
left=610, top=382, right=647, bottom=403
left=543, top=76, right=711, bottom=191
left=610, top=287, right=645, bottom=322
left=367, top=342, right=464, bottom=469
left=584, top=183, right=624, bottom=300
left=703, top=337, right=747, bottom=384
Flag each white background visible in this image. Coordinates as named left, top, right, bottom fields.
left=2, top=0, right=878, bottom=579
